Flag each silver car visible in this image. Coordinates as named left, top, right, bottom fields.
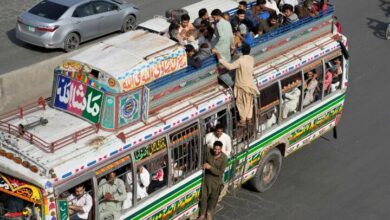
left=16, top=0, right=139, bottom=51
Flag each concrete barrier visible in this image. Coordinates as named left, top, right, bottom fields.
left=0, top=51, right=80, bottom=114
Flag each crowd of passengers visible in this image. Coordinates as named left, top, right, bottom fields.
left=166, top=0, right=340, bottom=68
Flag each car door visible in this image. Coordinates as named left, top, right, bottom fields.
left=72, top=2, right=100, bottom=40
left=92, top=1, right=124, bottom=34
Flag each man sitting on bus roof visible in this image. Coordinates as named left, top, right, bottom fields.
left=193, top=8, right=209, bottom=28
left=212, top=43, right=260, bottom=126
left=98, top=171, right=127, bottom=220
left=199, top=141, right=228, bottom=220
left=67, top=184, right=93, bottom=220
left=205, top=124, right=232, bottom=157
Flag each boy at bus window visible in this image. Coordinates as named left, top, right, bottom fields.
left=281, top=4, right=299, bottom=25
left=205, top=124, right=232, bottom=157
left=98, top=171, right=126, bottom=220
left=303, top=70, right=319, bottom=107
left=199, top=141, right=228, bottom=220
left=282, top=87, right=301, bottom=118
left=67, top=184, right=93, bottom=220
left=212, top=43, right=260, bottom=126
left=211, top=9, right=234, bottom=62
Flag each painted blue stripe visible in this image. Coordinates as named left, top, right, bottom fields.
left=164, top=125, right=171, bottom=130
left=302, top=60, right=307, bottom=64
left=262, top=79, right=268, bottom=83
left=199, top=108, right=206, bottom=113
left=276, top=72, right=281, bottom=77
left=110, top=150, right=118, bottom=156
left=145, top=134, right=153, bottom=140
left=62, top=172, right=72, bottom=179
left=182, top=116, right=189, bottom=122
left=123, top=144, right=132, bottom=150
left=87, top=160, right=96, bottom=167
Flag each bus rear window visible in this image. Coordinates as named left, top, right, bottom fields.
left=29, top=0, right=69, bottom=20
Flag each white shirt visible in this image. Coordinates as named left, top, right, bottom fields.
left=279, top=0, right=300, bottom=7
left=67, top=193, right=93, bottom=219
left=205, top=132, right=232, bottom=156
left=126, top=167, right=150, bottom=199
left=266, top=0, right=281, bottom=14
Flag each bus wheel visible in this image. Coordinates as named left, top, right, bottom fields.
left=249, top=148, right=282, bottom=192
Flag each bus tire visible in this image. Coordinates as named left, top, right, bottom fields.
left=249, top=148, right=282, bottom=192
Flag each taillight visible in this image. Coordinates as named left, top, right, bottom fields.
left=36, top=25, right=60, bottom=32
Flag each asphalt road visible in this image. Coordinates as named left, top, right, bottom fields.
left=216, top=0, right=390, bottom=219
left=0, top=0, right=198, bottom=74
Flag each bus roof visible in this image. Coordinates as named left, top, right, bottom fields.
left=0, top=34, right=343, bottom=188
left=69, top=30, right=181, bottom=81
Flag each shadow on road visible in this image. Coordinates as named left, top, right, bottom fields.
left=368, top=0, right=390, bottom=39
left=366, top=18, right=388, bottom=40
left=6, top=28, right=63, bottom=53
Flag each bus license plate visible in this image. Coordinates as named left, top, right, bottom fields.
left=27, top=26, right=35, bottom=32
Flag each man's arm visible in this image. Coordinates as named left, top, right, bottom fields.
left=113, top=180, right=127, bottom=202
left=208, top=156, right=228, bottom=177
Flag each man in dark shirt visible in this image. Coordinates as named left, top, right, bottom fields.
left=259, top=11, right=280, bottom=34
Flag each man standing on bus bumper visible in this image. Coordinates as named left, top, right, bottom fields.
left=199, top=141, right=228, bottom=220
left=213, top=43, right=260, bottom=125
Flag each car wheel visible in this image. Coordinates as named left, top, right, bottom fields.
left=64, top=33, right=80, bottom=52
left=248, top=148, right=282, bottom=192
left=121, top=15, right=136, bottom=32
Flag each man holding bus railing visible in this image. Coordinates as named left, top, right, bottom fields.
left=199, top=141, right=228, bottom=220
left=212, top=43, right=260, bottom=126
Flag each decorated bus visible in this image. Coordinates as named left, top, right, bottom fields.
left=0, top=1, right=348, bottom=220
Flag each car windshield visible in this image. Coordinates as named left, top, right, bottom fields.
left=29, top=0, right=69, bottom=20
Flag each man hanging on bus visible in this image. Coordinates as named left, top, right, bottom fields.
left=199, top=141, right=228, bottom=220
left=98, top=171, right=127, bottom=220
left=212, top=43, right=260, bottom=126
left=67, top=184, right=93, bottom=220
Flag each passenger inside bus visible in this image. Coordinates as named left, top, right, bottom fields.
left=148, top=156, right=168, bottom=194
left=303, top=70, right=319, bottom=107
left=98, top=171, right=127, bottom=220
left=282, top=87, right=301, bottom=119
left=67, top=184, right=93, bottom=220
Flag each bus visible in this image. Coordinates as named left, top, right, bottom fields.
left=0, top=2, right=348, bottom=220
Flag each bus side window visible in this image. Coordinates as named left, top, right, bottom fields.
left=137, top=153, right=169, bottom=197
left=96, top=158, right=132, bottom=217
left=281, top=72, right=303, bottom=119
left=303, top=65, right=324, bottom=108
left=258, top=82, right=280, bottom=132
left=170, top=123, right=200, bottom=183
left=60, top=180, right=94, bottom=220
left=324, top=56, right=343, bottom=96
